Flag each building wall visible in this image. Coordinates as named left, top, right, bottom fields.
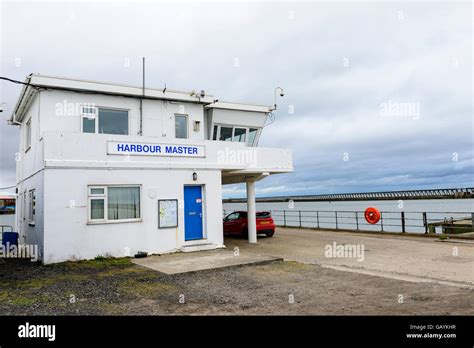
left=42, top=168, right=223, bottom=264
left=16, top=171, right=44, bottom=255
left=38, top=90, right=205, bottom=140
left=17, top=95, right=43, bottom=182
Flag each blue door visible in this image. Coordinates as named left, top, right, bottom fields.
left=184, top=185, right=203, bottom=241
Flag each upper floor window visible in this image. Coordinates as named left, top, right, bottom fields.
left=212, top=124, right=259, bottom=146
left=82, top=107, right=129, bottom=135
left=175, top=114, right=188, bottom=139
left=25, top=118, right=32, bottom=151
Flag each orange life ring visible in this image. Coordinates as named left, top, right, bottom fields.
left=364, top=207, right=381, bottom=224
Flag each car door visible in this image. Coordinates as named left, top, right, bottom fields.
left=224, top=212, right=240, bottom=234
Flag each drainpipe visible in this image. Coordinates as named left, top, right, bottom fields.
left=139, top=57, right=145, bottom=136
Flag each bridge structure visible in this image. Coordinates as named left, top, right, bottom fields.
left=223, top=187, right=474, bottom=203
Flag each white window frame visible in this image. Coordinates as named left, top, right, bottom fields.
left=232, top=126, right=248, bottom=143
left=28, top=189, right=35, bottom=226
left=87, top=185, right=142, bottom=224
left=25, top=118, right=32, bottom=152
left=174, top=114, right=188, bottom=139
left=81, top=106, right=130, bottom=135
left=211, top=124, right=261, bottom=146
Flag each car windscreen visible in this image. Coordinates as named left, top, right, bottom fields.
left=256, top=212, right=271, bottom=218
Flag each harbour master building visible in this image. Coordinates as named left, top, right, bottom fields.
left=8, top=74, right=293, bottom=264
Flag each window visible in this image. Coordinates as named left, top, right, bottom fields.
left=212, top=124, right=260, bottom=146
left=219, top=126, right=233, bottom=141
left=175, top=114, right=188, bottom=139
left=233, top=127, right=247, bottom=142
left=82, top=107, right=129, bottom=135
left=99, top=109, right=128, bottom=135
left=88, top=186, right=141, bottom=223
left=28, top=189, right=35, bottom=225
left=247, top=128, right=258, bottom=146
left=82, top=117, right=95, bottom=133
left=225, top=212, right=240, bottom=221
left=25, top=118, right=32, bottom=151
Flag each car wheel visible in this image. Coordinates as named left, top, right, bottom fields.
left=265, top=231, right=274, bottom=237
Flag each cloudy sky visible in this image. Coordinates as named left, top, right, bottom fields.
left=0, top=0, right=472, bottom=198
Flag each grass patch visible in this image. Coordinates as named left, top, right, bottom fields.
left=53, top=257, right=132, bottom=270
left=0, top=290, right=38, bottom=306
left=11, top=297, right=36, bottom=306
left=15, top=274, right=90, bottom=289
left=96, top=265, right=150, bottom=278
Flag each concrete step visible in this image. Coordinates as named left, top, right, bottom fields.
left=180, top=243, right=222, bottom=253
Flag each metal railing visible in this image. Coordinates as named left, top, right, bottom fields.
left=222, top=210, right=474, bottom=235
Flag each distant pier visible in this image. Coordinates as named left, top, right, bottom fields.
left=223, top=187, right=474, bottom=203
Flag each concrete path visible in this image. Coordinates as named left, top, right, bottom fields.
left=224, top=228, right=474, bottom=287
left=132, top=248, right=282, bottom=274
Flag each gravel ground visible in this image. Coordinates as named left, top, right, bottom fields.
left=0, top=257, right=472, bottom=315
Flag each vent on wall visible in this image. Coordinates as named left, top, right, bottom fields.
left=81, top=106, right=98, bottom=119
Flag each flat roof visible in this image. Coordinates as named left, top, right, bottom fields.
left=9, top=74, right=271, bottom=123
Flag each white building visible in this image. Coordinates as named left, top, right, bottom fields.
left=8, top=74, right=293, bottom=264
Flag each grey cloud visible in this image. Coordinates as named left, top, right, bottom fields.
left=0, top=1, right=472, bottom=196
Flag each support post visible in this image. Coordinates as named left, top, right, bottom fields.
left=299, top=210, right=302, bottom=228
left=355, top=211, right=359, bottom=231
left=401, top=212, right=406, bottom=233
left=246, top=180, right=257, bottom=243
left=423, top=212, right=428, bottom=234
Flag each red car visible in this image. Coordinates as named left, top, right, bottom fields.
left=223, top=211, right=275, bottom=237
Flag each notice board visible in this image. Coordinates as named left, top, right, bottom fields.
left=158, top=199, right=178, bottom=228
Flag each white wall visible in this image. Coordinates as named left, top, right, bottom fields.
left=211, top=108, right=267, bottom=128
left=16, top=171, right=44, bottom=254
left=17, top=95, right=43, bottom=182
left=42, top=168, right=223, bottom=264
left=38, top=90, right=205, bottom=140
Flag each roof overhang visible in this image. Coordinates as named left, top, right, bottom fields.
left=205, top=101, right=271, bottom=113
left=9, top=75, right=37, bottom=124
left=9, top=74, right=218, bottom=124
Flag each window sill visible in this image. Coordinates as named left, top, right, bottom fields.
left=28, top=221, right=35, bottom=227
left=87, top=218, right=142, bottom=225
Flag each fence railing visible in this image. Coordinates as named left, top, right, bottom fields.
left=222, top=210, right=474, bottom=235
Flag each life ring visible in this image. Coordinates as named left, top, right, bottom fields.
left=364, top=207, right=381, bottom=224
